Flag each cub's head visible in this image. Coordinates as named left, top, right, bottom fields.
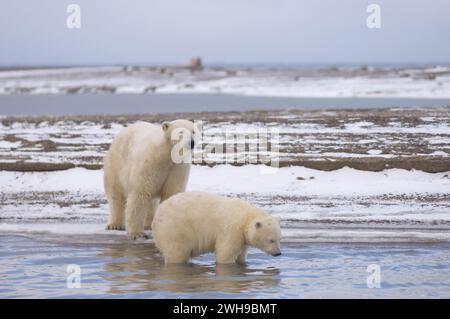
left=162, top=119, right=200, bottom=163
left=247, top=215, right=282, bottom=257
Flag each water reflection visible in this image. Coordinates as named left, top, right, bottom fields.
left=97, top=244, right=281, bottom=294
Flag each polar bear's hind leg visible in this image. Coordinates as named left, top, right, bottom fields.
left=125, top=192, right=152, bottom=240
left=163, top=248, right=191, bottom=264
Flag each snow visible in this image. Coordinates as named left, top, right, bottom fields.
left=188, top=165, right=449, bottom=196
left=2, top=165, right=448, bottom=197
left=0, top=141, right=21, bottom=148
left=1, top=65, right=450, bottom=98
left=1, top=165, right=449, bottom=243
left=367, top=149, right=383, bottom=155
left=2, top=167, right=102, bottom=193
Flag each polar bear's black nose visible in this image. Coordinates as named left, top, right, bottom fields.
left=190, top=139, right=195, bottom=149
left=273, top=252, right=282, bottom=256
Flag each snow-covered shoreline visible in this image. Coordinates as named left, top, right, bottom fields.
left=1, top=64, right=450, bottom=98
left=1, top=165, right=449, bottom=244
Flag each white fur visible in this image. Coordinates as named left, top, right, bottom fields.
left=152, top=191, right=282, bottom=264
left=104, top=119, right=195, bottom=240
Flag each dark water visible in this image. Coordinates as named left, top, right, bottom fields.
left=0, top=235, right=449, bottom=298
left=1, top=94, right=449, bottom=116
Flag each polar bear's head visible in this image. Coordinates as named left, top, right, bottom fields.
left=162, top=120, right=200, bottom=163
left=247, top=215, right=282, bottom=257
left=162, top=119, right=198, bottom=147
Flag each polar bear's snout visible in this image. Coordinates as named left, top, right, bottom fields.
left=266, top=244, right=282, bottom=257
left=272, top=251, right=282, bottom=257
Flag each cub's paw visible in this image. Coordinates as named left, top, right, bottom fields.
left=127, top=232, right=149, bottom=240
left=106, top=224, right=125, bottom=231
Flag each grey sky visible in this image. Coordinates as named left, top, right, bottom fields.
left=1, top=0, right=449, bottom=66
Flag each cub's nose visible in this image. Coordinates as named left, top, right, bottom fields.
left=273, top=252, right=282, bottom=257
left=190, top=139, right=195, bottom=149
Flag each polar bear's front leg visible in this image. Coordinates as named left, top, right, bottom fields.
left=160, top=163, right=190, bottom=202
left=125, top=192, right=150, bottom=240
left=144, top=198, right=160, bottom=230
left=215, top=237, right=243, bottom=264
left=236, top=247, right=248, bottom=265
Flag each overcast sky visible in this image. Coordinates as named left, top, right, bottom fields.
left=1, top=0, right=449, bottom=66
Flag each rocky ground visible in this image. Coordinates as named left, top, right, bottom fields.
left=1, top=107, right=449, bottom=172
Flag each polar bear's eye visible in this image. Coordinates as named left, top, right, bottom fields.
left=270, top=239, right=275, bottom=243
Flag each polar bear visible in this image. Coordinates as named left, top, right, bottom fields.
left=152, top=191, right=282, bottom=264
left=104, top=119, right=196, bottom=240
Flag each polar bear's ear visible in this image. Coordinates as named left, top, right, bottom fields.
left=193, top=120, right=203, bottom=132
left=162, top=121, right=170, bottom=132
left=255, top=221, right=262, bottom=229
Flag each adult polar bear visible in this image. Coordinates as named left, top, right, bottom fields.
left=104, top=119, right=196, bottom=240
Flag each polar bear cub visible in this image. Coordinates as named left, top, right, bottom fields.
left=152, top=191, right=282, bottom=264
left=104, top=119, right=196, bottom=240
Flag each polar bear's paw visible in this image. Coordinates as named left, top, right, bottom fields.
left=127, top=232, right=149, bottom=240
left=106, top=223, right=125, bottom=231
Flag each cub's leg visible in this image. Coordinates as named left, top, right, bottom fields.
left=215, top=238, right=242, bottom=264
left=236, top=247, right=248, bottom=265
left=156, top=232, right=192, bottom=263
left=163, top=249, right=191, bottom=264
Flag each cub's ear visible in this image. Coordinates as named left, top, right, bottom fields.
left=162, top=121, right=170, bottom=131
left=255, top=221, right=262, bottom=229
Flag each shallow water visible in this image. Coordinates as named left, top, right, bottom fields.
left=1, top=94, right=450, bottom=116
left=1, top=235, right=449, bottom=298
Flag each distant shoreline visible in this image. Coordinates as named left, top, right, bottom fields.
left=2, top=63, right=450, bottom=98
left=1, top=61, right=450, bottom=70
